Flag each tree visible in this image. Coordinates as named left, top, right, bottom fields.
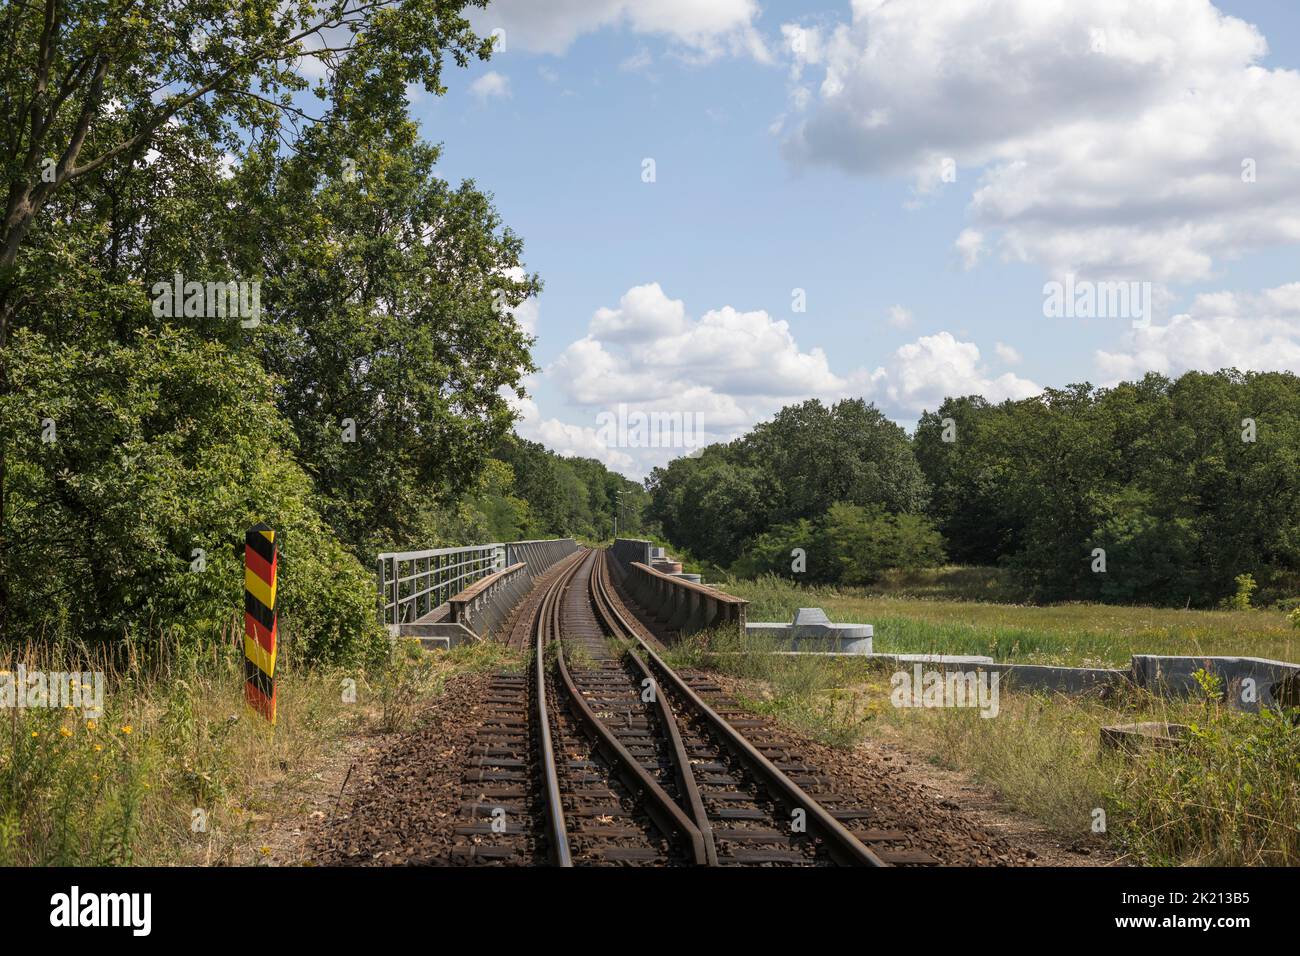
left=0, top=0, right=491, bottom=312
left=242, top=119, right=538, bottom=556
left=820, top=503, right=946, bottom=586
left=0, top=1, right=541, bottom=655
left=0, top=326, right=385, bottom=659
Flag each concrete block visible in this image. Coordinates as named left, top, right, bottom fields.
left=1101, top=722, right=1189, bottom=752
left=1131, top=655, right=1300, bottom=713
left=866, top=653, right=996, bottom=666
left=990, top=662, right=1129, bottom=694
left=745, top=607, right=874, bottom=654
left=401, top=621, right=476, bottom=650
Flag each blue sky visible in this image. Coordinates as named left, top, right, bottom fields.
left=392, top=0, right=1300, bottom=478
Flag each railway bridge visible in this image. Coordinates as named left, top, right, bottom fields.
left=365, top=537, right=955, bottom=866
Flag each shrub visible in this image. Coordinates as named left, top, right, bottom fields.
left=0, top=328, right=385, bottom=664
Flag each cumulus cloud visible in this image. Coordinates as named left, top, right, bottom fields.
left=498, top=266, right=538, bottom=335
left=507, top=389, right=638, bottom=472
left=523, top=283, right=1039, bottom=477
left=781, top=0, right=1300, bottom=283
left=995, top=342, right=1022, bottom=365
left=472, top=0, right=768, bottom=60
left=1095, top=282, right=1300, bottom=382
left=469, top=71, right=511, bottom=102
left=853, top=332, right=1040, bottom=417
left=589, top=282, right=686, bottom=341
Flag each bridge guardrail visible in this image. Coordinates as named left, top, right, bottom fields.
left=505, top=538, right=578, bottom=574
left=377, top=538, right=579, bottom=639
left=376, top=544, right=504, bottom=634
left=446, top=562, right=532, bottom=640
left=611, top=538, right=652, bottom=567
left=623, top=561, right=748, bottom=637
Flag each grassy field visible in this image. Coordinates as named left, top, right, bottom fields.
left=0, top=631, right=517, bottom=866
left=675, top=574, right=1300, bottom=866
left=724, top=572, right=1299, bottom=666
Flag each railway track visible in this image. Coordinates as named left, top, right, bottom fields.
left=452, top=547, right=918, bottom=866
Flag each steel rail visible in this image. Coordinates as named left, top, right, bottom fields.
left=589, top=553, right=719, bottom=866
left=533, top=551, right=578, bottom=866
left=593, top=551, right=888, bottom=868
left=549, top=552, right=709, bottom=864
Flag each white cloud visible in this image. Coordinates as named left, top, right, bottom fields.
left=1095, top=282, right=1300, bottom=382
left=498, top=267, right=538, bottom=335
left=887, top=304, right=913, bottom=328
left=781, top=0, right=1300, bottom=283
left=469, top=71, right=511, bottom=102
left=994, top=342, right=1022, bottom=365
left=620, top=49, right=653, bottom=73
left=954, top=228, right=985, bottom=270
left=855, top=332, right=1040, bottom=417
left=505, top=387, right=637, bottom=472
left=522, top=283, right=1039, bottom=477
left=472, top=0, right=767, bottom=60
left=589, top=282, right=686, bottom=341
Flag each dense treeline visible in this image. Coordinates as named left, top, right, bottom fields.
left=647, top=372, right=1300, bottom=608
left=918, top=372, right=1300, bottom=605
left=0, top=3, right=631, bottom=661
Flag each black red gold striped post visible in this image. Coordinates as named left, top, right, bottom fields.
left=244, top=523, right=278, bottom=724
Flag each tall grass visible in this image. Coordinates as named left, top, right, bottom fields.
left=727, top=573, right=1299, bottom=666
left=677, top=622, right=1300, bottom=865
left=665, top=627, right=877, bottom=748
left=1108, top=681, right=1300, bottom=866
left=0, top=627, right=513, bottom=865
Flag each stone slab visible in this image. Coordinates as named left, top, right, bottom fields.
left=1131, top=654, right=1300, bottom=713
left=1101, top=722, right=1189, bottom=751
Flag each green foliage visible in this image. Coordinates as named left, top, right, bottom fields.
left=0, top=2, right=613, bottom=661
left=1223, top=573, right=1258, bottom=611
left=915, top=371, right=1300, bottom=607
left=729, top=505, right=945, bottom=586
left=243, top=123, right=539, bottom=558
left=0, top=327, right=385, bottom=661
left=1109, top=707, right=1300, bottom=865
left=648, top=398, right=930, bottom=569
left=492, top=435, right=647, bottom=542
left=820, top=503, right=946, bottom=585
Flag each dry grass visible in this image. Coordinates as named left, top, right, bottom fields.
left=673, top=613, right=1299, bottom=866
left=0, top=627, right=516, bottom=866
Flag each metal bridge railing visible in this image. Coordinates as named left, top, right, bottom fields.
left=376, top=544, right=505, bottom=634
